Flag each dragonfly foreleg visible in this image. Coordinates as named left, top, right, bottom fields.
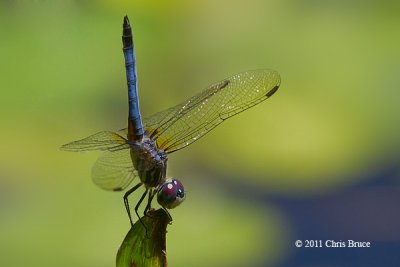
left=143, top=189, right=156, bottom=216
left=162, top=207, right=173, bottom=225
left=123, top=182, right=142, bottom=227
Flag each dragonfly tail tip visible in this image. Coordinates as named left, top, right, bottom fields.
left=123, top=15, right=130, bottom=26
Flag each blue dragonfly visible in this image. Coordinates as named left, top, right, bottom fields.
left=61, top=16, right=281, bottom=226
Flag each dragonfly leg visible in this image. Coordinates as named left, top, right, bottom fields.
left=144, top=189, right=156, bottom=216
left=123, top=182, right=142, bottom=227
left=135, top=188, right=149, bottom=234
left=162, top=207, right=173, bottom=225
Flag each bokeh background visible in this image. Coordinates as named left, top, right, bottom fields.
left=1, top=1, right=399, bottom=266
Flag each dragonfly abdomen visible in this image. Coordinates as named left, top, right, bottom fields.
left=123, top=16, right=144, bottom=141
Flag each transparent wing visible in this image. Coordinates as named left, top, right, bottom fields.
left=60, top=131, right=129, bottom=152
left=92, top=148, right=139, bottom=191
left=141, top=69, right=281, bottom=153
left=61, top=131, right=136, bottom=191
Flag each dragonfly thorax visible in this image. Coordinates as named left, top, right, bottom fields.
left=130, top=137, right=168, bottom=188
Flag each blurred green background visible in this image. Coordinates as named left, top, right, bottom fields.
left=1, top=1, right=399, bottom=266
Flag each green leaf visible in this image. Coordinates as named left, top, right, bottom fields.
left=116, top=209, right=171, bottom=267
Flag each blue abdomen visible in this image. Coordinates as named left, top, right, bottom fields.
left=122, top=16, right=144, bottom=141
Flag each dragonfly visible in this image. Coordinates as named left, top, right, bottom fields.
left=61, top=16, right=281, bottom=227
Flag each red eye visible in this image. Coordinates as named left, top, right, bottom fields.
left=157, top=179, right=185, bottom=209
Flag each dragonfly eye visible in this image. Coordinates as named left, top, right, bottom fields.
left=157, top=178, right=185, bottom=209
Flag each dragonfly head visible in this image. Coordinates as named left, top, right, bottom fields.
left=157, top=178, right=185, bottom=209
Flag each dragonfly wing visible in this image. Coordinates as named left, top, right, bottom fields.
left=119, top=106, right=180, bottom=137
left=141, top=69, right=281, bottom=153
left=92, top=148, right=139, bottom=191
left=60, top=131, right=129, bottom=152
